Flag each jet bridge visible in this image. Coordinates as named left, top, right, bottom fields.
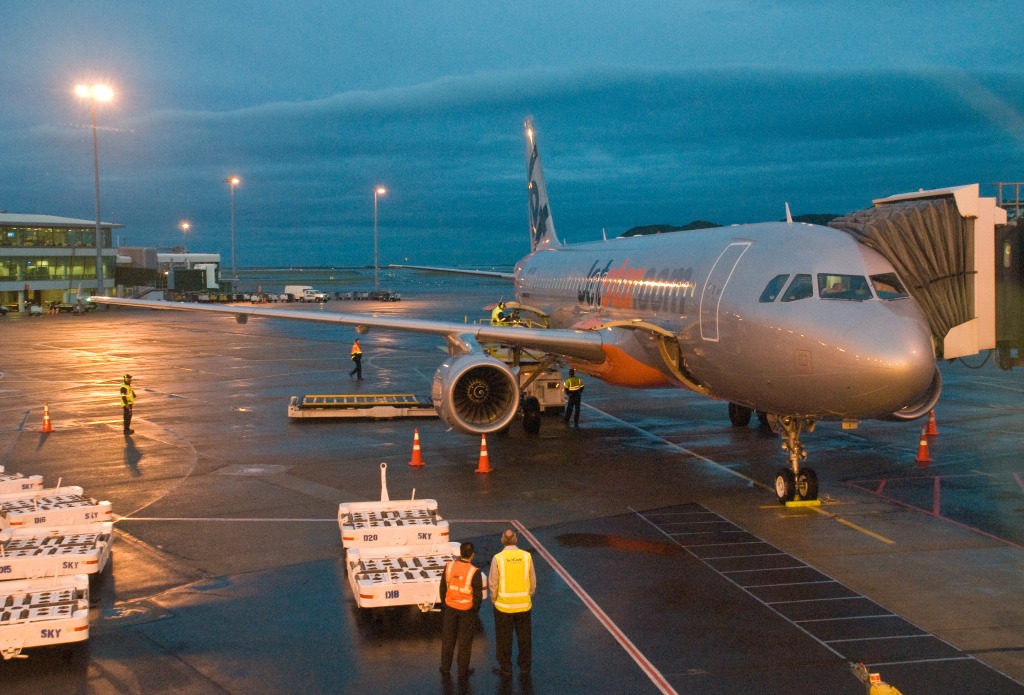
left=829, top=184, right=1006, bottom=360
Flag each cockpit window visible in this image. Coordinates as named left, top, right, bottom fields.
left=759, top=274, right=789, bottom=303
left=780, top=274, right=813, bottom=302
left=818, top=273, right=871, bottom=301
left=870, top=272, right=909, bottom=300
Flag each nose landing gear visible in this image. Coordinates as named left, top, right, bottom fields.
left=769, top=415, right=819, bottom=504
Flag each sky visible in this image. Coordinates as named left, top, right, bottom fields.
left=2, top=1, right=1024, bottom=267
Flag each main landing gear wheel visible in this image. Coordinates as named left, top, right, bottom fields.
left=728, top=402, right=752, bottom=427
left=796, top=468, right=818, bottom=501
left=774, top=468, right=795, bottom=504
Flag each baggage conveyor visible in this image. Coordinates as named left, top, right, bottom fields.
left=288, top=393, right=437, bottom=420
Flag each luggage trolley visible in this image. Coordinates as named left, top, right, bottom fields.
left=339, top=463, right=480, bottom=612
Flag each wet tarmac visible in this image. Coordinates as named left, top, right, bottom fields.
left=1, top=273, right=1023, bottom=694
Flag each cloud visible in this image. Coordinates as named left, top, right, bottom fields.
left=2, top=67, right=1023, bottom=266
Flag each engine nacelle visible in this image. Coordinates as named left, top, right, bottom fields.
left=432, top=353, right=520, bottom=434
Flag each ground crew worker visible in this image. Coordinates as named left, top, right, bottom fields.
left=489, top=529, right=536, bottom=678
left=349, top=339, right=363, bottom=380
left=563, top=368, right=584, bottom=426
left=120, top=374, right=136, bottom=435
left=439, top=542, right=483, bottom=680
left=490, top=302, right=507, bottom=326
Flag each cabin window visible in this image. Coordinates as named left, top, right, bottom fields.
left=870, top=272, right=909, bottom=300
left=818, top=273, right=871, bottom=300
left=780, top=274, right=813, bottom=302
left=759, top=274, right=789, bottom=303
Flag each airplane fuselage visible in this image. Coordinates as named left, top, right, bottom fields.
left=514, top=221, right=938, bottom=421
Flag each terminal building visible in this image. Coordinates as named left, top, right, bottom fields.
left=1, top=213, right=222, bottom=312
left=0, top=213, right=121, bottom=311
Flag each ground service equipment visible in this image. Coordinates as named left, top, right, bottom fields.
left=0, top=520, right=113, bottom=580
left=289, top=393, right=436, bottom=420
left=339, top=464, right=479, bottom=612
left=0, top=473, right=43, bottom=495
left=0, top=574, right=90, bottom=659
left=0, top=487, right=113, bottom=531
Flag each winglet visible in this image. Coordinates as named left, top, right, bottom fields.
left=525, top=117, right=560, bottom=252
left=785, top=202, right=793, bottom=224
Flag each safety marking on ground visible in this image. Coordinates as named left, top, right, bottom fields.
left=635, top=503, right=1010, bottom=683
left=119, top=513, right=678, bottom=694
left=846, top=473, right=1024, bottom=551
left=584, top=404, right=767, bottom=489
left=589, top=405, right=898, bottom=545
left=511, top=520, right=679, bottom=695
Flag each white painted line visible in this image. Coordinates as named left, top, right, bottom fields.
left=123, top=513, right=678, bottom=693
left=825, top=634, right=929, bottom=644
left=721, top=565, right=809, bottom=574
left=795, top=614, right=898, bottom=623
left=511, top=521, right=679, bottom=695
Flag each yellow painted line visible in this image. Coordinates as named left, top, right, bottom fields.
left=762, top=501, right=895, bottom=544
left=809, top=505, right=895, bottom=544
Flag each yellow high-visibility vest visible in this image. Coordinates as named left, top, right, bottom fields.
left=120, top=383, right=135, bottom=406
left=493, top=548, right=532, bottom=613
left=564, top=376, right=584, bottom=392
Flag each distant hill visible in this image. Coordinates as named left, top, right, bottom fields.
left=792, top=213, right=840, bottom=225
left=619, top=214, right=840, bottom=237
left=619, top=221, right=721, bottom=237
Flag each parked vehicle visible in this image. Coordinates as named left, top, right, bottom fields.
left=282, top=285, right=329, bottom=302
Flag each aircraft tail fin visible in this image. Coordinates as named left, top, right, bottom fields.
left=524, top=118, right=560, bottom=252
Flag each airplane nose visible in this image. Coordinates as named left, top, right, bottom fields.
left=843, top=314, right=937, bottom=416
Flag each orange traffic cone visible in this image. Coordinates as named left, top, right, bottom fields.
left=915, top=424, right=931, bottom=468
left=475, top=434, right=492, bottom=474
left=926, top=410, right=939, bottom=437
left=409, top=428, right=425, bottom=467
left=39, top=403, right=54, bottom=433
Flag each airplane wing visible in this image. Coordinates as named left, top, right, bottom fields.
left=88, top=296, right=604, bottom=362
left=388, top=264, right=516, bottom=280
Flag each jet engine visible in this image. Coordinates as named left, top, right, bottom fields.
left=886, top=367, right=942, bottom=421
left=432, top=353, right=521, bottom=434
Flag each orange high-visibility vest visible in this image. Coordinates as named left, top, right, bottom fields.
left=351, top=342, right=362, bottom=357
left=493, top=548, right=532, bottom=613
left=444, top=560, right=478, bottom=610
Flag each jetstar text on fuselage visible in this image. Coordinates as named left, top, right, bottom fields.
left=575, top=259, right=697, bottom=313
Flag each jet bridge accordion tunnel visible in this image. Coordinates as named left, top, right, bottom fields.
left=829, top=184, right=1018, bottom=365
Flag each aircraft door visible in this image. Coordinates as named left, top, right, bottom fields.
left=699, top=242, right=751, bottom=342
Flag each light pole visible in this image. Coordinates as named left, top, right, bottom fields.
left=373, top=186, right=387, bottom=293
left=75, top=83, right=113, bottom=297
left=226, top=176, right=240, bottom=284
left=180, top=220, right=190, bottom=252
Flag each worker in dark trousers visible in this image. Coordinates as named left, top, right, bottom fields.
left=349, top=339, right=363, bottom=379
left=120, top=374, right=136, bottom=435
left=489, top=529, right=536, bottom=679
left=439, top=542, right=483, bottom=680
left=563, top=368, right=584, bottom=426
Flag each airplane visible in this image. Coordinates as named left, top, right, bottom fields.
left=91, top=118, right=941, bottom=504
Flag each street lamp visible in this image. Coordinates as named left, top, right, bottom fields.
left=373, top=186, right=387, bottom=293
left=180, top=220, right=190, bottom=252
left=74, top=83, right=113, bottom=297
left=226, top=176, right=240, bottom=283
